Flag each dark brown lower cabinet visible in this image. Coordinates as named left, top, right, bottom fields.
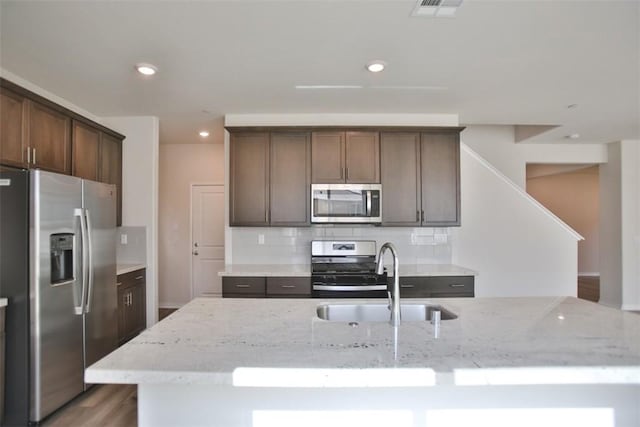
left=117, top=269, right=147, bottom=345
left=223, top=276, right=312, bottom=298
left=396, top=276, right=474, bottom=298
left=266, top=277, right=311, bottom=298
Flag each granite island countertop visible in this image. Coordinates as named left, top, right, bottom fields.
left=218, top=264, right=477, bottom=277
left=117, top=263, right=146, bottom=276
left=86, top=297, right=640, bottom=387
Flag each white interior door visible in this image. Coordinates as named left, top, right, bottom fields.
left=191, top=185, right=225, bottom=298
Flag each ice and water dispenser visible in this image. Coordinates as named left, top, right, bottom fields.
left=50, top=233, right=74, bottom=285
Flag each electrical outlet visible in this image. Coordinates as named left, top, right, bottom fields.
left=120, top=234, right=128, bottom=245
left=258, top=234, right=265, bottom=245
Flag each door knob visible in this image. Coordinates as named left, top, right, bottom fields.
left=194, top=242, right=198, bottom=247
left=193, top=250, right=199, bottom=256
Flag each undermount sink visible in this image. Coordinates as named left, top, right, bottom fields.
left=316, top=303, right=457, bottom=323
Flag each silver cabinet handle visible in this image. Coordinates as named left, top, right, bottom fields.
left=235, top=284, right=250, bottom=288
left=32, top=148, right=36, bottom=165
left=401, top=284, right=415, bottom=288
left=345, top=167, right=349, bottom=180
left=27, top=146, right=31, bottom=164
left=116, top=282, right=122, bottom=287
left=280, top=285, right=296, bottom=288
left=449, top=284, right=465, bottom=288
left=135, top=275, right=144, bottom=280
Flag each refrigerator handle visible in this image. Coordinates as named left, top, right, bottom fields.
left=74, top=208, right=88, bottom=315
left=84, top=209, right=94, bottom=313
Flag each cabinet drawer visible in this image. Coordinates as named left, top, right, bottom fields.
left=223, top=277, right=266, bottom=297
left=117, top=269, right=146, bottom=289
left=266, top=277, right=311, bottom=297
left=426, top=276, right=474, bottom=297
left=394, top=276, right=474, bottom=298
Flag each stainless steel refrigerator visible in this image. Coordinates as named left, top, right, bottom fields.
left=0, top=168, right=118, bottom=426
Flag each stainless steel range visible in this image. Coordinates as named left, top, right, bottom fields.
left=311, top=240, right=388, bottom=298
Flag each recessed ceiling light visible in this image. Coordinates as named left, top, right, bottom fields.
left=366, top=61, right=386, bottom=73
left=135, top=63, right=157, bottom=76
left=199, top=131, right=210, bottom=138
left=567, top=104, right=578, bottom=109
left=566, top=133, right=580, bottom=139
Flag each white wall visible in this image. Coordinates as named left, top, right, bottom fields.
left=451, top=145, right=580, bottom=297
left=461, top=126, right=608, bottom=188
left=526, top=166, right=600, bottom=275
left=103, top=116, right=159, bottom=326
left=594, top=140, right=640, bottom=311
left=158, top=143, right=224, bottom=307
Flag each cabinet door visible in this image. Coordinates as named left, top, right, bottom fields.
left=230, top=132, right=270, bottom=226
left=99, top=133, right=123, bottom=226
left=0, top=88, right=27, bottom=168
left=117, top=285, right=128, bottom=345
left=270, top=132, right=311, bottom=226
left=381, top=132, right=421, bottom=226
left=72, top=120, right=99, bottom=181
left=28, top=100, right=71, bottom=174
left=130, top=281, right=146, bottom=336
left=420, top=133, right=460, bottom=226
left=345, top=131, right=380, bottom=183
left=311, top=132, right=345, bottom=183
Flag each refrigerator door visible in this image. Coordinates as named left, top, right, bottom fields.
left=30, top=170, right=85, bottom=422
left=82, top=179, right=118, bottom=374
left=0, top=167, right=30, bottom=426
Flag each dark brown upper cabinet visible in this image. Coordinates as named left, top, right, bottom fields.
left=381, top=132, right=421, bottom=226
left=270, top=132, right=311, bottom=226
left=381, top=130, right=461, bottom=227
left=72, top=120, right=100, bottom=181
left=420, top=132, right=460, bottom=226
left=0, top=88, right=27, bottom=168
left=99, top=133, right=123, bottom=226
left=71, top=120, right=124, bottom=225
left=1, top=79, right=125, bottom=226
left=230, top=132, right=270, bottom=226
left=28, top=100, right=71, bottom=174
left=311, top=131, right=380, bottom=183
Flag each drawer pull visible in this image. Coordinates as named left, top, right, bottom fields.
left=135, top=276, right=144, bottom=280
left=235, top=284, right=250, bottom=288
left=449, top=284, right=465, bottom=288
left=116, top=282, right=122, bottom=286
left=280, top=285, right=296, bottom=288
left=401, top=284, right=415, bottom=288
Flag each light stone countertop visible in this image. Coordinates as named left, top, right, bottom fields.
left=117, top=263, right=146, bottom=276
left=0, top=298, right=7, bottom=308
left=218, top=264, right=477, bottom=277
left=86, top=297, right=640, bottom=387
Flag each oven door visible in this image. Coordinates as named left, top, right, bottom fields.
left=311, top=184, right=381, bottom=224
left=311, top=273, right=388, bottom=298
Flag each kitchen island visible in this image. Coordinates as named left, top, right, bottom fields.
left=86, top=297, right=640, bottom=426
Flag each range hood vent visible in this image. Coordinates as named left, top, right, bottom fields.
left=412, top=0, right=464, bottom=17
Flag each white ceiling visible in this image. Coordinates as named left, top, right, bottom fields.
left=1, top=0, right=638, bottom=145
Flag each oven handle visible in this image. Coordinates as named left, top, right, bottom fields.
left=313, top=285, right=387, bottom=291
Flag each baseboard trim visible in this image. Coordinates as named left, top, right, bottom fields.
left=159, top=302, right=184, bottom=309
left=621, top=304, right=640, bottom=311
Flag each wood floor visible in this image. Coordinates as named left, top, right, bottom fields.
left=42, top=384, right=137, bottom=427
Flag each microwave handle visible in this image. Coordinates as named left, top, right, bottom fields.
left=366, top=190, right=372, bottom=216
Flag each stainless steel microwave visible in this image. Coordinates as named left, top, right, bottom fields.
left=311, top=184, right=382, bottom=224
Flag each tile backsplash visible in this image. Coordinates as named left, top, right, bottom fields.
left=117, top=226, right=147, bottom=264
left=230, top=226, right=452, bottom=265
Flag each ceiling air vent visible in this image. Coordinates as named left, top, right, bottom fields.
left=412, top=0, right=464, bottom=17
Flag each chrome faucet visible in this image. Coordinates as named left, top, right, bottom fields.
left=376, top=242, right=400, bottom=327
